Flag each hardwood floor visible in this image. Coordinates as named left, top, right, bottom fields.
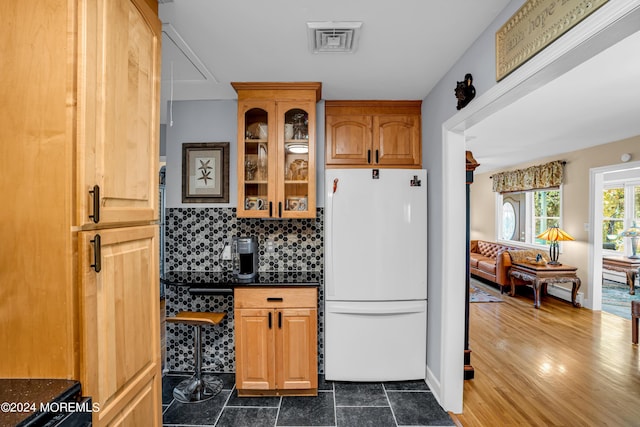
left=451, top=284, right=640, bottom=426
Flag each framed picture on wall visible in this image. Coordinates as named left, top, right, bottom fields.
left=182, top=142, right=230, bottom=203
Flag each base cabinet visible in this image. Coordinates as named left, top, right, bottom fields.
left=234, top=287, right=318, bottom=396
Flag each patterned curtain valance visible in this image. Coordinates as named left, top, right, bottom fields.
left=492, top=160, right=565, bottom=193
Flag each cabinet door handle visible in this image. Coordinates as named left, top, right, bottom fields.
left=90, top=234, right=101, bottom=273
left=278, top=311, right=282, bottom=329
left=269, top=201, right=273, bottom=217
left=367, top=149, right=371, bottom=164
left=375, top=149, right=379, bottom=163
left=268, top=312, right=272, bottom=329
left=278, top=202, right=282, bottom=218
left=267, top=297, right=283, bottom=302
left=89, top=185, right=100, bottom=223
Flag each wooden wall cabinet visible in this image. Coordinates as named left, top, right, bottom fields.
left=234, top=287, right=318, bottom=396
left=232, top=83, right=322, bottom=218
left=325, top=101, right=422, bottom=168
left=0, top=0, right=162, bottom=425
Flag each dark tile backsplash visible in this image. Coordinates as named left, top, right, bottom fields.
left=164, top=207, right=324, bottom=373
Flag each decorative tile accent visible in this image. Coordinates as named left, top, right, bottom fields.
left=164, top=208, right=324, bottom=374
left=165, top=208, right=323, bottom=272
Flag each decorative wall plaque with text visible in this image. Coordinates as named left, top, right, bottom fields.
left=496, top=0, right=609, bottom=81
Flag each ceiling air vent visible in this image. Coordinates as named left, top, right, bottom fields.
left=307, top=22, right=362, bottom=53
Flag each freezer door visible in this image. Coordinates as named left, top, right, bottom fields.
left=325, top=169, right=427, bottom=301
left=325, top=300, right=427, bottom=381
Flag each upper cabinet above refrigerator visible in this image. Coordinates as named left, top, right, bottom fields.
left=325, top=101, right=422, bottom=169
left=232, top=82, right=321, bottom=219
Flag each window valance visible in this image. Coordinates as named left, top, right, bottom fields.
left=492, top=160, right=565, bottom=193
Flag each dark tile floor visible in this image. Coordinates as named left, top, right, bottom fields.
left=162, top=373, right=455, bottom=426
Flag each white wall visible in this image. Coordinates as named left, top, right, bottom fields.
left=422, top=0, right=526, bottom=411
left=164, top=100, right=238, bottom=208
left=164, top=99, right=325, bottom=209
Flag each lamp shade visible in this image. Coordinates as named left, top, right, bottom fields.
left=536, top=226, right=574, bottom=242
left=620, top=221, right=640, bottom=259
left=620, top=221, right=640, bottom=237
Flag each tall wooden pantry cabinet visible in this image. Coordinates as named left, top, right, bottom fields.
left=0, top=0, right=162, bottom=425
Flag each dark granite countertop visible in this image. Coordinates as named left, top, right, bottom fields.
left=0, top=379, right=81, bottom=426
left=161, top=270, right=321, bottom=289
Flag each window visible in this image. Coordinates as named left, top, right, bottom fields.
left=602, top=182, right=640, bottom=253
left=498, top=188, right=562, bottom=246
left=502, top=201, right=516, bottom=240
left=533, top=190, right=561, bottom=244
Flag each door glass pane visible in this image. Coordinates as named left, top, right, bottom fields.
left=635, top=185, right=640, bottom=221
left=244, top=108, right=268, bottom=212
left=283, top=108, right=309, bottom=213
left=602, top=187, right=624, bottom=251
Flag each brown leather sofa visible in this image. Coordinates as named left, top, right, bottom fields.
left=469, top=240, right=517, bottom=291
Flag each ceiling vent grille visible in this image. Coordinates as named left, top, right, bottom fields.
left=307, top=22, right=362, bottom=53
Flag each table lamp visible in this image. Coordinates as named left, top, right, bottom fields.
left=620, top=221, right=640, bottom=259
left=536, top=225, right=574, bottom=265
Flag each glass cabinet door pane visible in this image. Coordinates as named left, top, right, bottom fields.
left=283, top=108, right=310, bottom=213
left=243, top=108, right=269, bottom=213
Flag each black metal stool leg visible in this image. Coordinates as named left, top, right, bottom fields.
left=173, top=324, right=223, bottom=403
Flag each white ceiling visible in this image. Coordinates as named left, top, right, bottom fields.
left=158, top=0, right=640, bottom=174
left=466, top=29, right=640, bottom=173
left=158, top=0, right=511, bottom=102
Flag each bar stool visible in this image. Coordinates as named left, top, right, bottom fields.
left=632, top=301, right=640, bottom=344
left=167, top=311, right=226, bottom=403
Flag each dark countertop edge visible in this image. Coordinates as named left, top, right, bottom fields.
left=0, top=379, right=81, bottom=426
left=161, top=271, right=322, bottom=288
left=233, top=283, right=319, bottom=288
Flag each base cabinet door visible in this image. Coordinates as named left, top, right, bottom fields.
left=234, top=308, right=276, bottom=391
left=79, top=225, right=161, bottom=426
left=276, top=308, right=317, bottom=390
left=234, top=287, right=318, bottom=396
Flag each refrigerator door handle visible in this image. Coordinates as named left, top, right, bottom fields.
left=327, top=301, right=426, bottom=315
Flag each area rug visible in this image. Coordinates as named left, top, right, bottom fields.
left=602, top=279, right=640, bottom=320
left=469, top=279, right=503, bottom=303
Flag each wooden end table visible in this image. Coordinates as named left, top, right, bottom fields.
left=509, top=262, right=581, bottom=309
left=602, top=256, right=640, bottom=295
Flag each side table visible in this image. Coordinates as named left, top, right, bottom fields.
left=602, top=256, right=640, bottom=295
left=509, top=262, right=581, bottom=309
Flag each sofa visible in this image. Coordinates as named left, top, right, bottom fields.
left=469, top=240, right=518, bottom=291
left=470, top=240, right=551, bottom=292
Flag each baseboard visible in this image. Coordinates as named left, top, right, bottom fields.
left=425, top=365, right=443, bottom=406
left=603, top=270, right=626, bottom=283
left=546, top=283, right=584, bottom=306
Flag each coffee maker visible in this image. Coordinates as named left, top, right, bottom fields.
left=232, top=236, right=258, bottom=281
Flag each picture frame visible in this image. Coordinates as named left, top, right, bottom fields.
left=182, top=142, right=230, bottom=203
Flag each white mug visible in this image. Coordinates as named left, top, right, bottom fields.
left=245, top=197, right=264, bottom=210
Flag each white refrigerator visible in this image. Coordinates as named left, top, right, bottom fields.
left=324, top=168, right=427, bottom=381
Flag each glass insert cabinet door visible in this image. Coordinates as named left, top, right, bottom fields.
left=279, top=103, right=315, bottom=218
left=237, top=99, right=316, bottom=218
left=238, top=102, right=274, bottom=218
